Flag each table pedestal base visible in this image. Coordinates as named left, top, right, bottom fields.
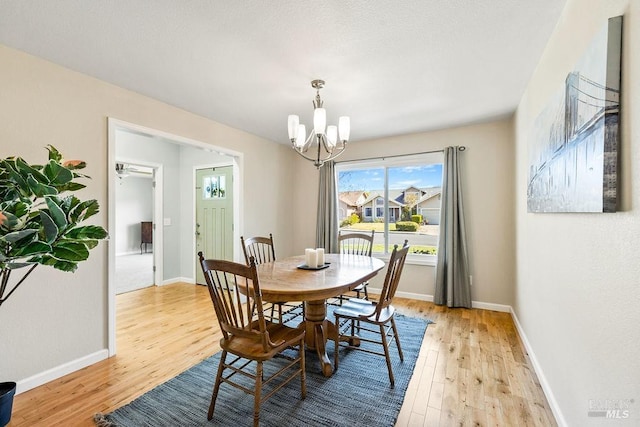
left=299, top=300, right=339, bottom=377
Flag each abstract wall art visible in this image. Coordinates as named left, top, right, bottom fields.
left=527, top=16, right=622, bottom=213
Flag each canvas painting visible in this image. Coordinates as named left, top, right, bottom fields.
left=527, top=16, right=622, bottom=213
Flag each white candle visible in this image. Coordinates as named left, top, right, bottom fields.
left=316, top=248, right=325, bottom=266
left=309, top=249, right=318, bottom=268
left=305, top=248, right=317, bottom=268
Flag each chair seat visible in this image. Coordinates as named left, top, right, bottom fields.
left=334, top=300, right=396, bottom=324
left=221, top=322, right=305, bottom=361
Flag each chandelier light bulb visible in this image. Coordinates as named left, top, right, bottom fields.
left=295, top=124, right=306, bottom=148
left=313, top=108, right=326, bottom=135
left=339, top=116, right=351, bottom=142
left=288, top=115, right=299, bottom=140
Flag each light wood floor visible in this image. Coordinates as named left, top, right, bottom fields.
left=9, top=283, right=556, bottom=426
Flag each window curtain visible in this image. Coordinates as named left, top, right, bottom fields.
left=434, top=146, right=471, bottom=308
left=316, top=160, right=339, bottom=253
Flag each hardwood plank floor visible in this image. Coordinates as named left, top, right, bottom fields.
left=9, top=283, right=556, bottom=426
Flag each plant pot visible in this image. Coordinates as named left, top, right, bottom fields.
left=0, top=382, right=16, bottom=427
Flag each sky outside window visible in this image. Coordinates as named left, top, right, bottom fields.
left=338, top=164, right=443, bottom=192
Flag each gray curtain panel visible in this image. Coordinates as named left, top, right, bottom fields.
left=434, top=146, right=471, bottom=308
left=316, top=160, right=339, bottom=253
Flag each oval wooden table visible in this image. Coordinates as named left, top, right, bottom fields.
left=255, top=253, right=385, bottom=376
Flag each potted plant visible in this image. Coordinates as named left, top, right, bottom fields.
left=0, top=145, right=108, bottom=425
left=0, top=382, right=15, bottom=427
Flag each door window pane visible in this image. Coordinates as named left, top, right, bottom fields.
left=202, top=175, right=226, bottom=199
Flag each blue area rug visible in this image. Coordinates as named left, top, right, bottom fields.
left=95, top=313, right=430, bottom=427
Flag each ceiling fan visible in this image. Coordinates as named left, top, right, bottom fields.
left=115, top=163, right=153, bottom=179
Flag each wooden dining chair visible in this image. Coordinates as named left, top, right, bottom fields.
left=198, top=252, right=306, bottom=427
left=333, top=240, right=410, bottom=387
left=335, top=230, right=375, bottom=303
left=241, top=234, right=304, bottom=323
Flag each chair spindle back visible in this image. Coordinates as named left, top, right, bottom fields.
left=374, top=240, right=410, bottom=319
left=241, top=234, right=276, bottom=265
left=198, top=252, right=271, bottom=349
left=338, top=230, right=374, bottom=256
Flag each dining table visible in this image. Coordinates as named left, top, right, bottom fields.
left=254, top=253, right=385, bottom=376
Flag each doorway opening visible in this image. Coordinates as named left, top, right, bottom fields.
left=114, top=162, right=158, bottom=294
left=107, top=118, right=243, bottom=356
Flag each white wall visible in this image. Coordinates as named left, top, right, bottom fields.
left=514, top=0, right=639, bottom=425
left=292, top=118, right=516, bottom=307
left=114, top=176, right=153, bottom=255
left=0, top=43, right=296, bottom=387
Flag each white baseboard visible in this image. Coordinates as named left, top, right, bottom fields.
left=510, top=308, right=566, bottom=427
left=161, top=277, right=195, bottom=285
left=116, top=250, right=149, bottom=256
left=368, top=288, right=435, bottom=302
left=471, top=300, right=511, bottom=312
left=368, top=288, right=510, bottom=312
left=16, top=349, right=109, bottom=395
left=395, top=290, right=434, bottom=302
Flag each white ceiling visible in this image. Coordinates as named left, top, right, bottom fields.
left=0, top=0, right=567, bottom=144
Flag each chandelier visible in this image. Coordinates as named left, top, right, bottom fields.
left=287, top=79, right=350, bottom=168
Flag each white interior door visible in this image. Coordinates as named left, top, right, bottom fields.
left=195, top=166, right=234, bottom=284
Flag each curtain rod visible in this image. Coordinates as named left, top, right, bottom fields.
left=335, top=146, right=466, bottom=164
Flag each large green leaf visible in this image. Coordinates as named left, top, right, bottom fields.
left=60, top=195, right=80, bottom=215
left=51, top=260, right=78, bottom=272
left=43, top=160, right=73, bottom=186
left=39, top=211, right=59, bottom=243
left=52, top=241, right=89, bottom=262
left=3, top=160, right=30, bottom=195
left=45, top=197, right=68, bottom=229
left=69, top=200, right=100, bottom=223
left=12, top=201, right=30, bottom=218
left=57, top=182, right=86, bottom=193
left=5, top=261, right=36, bottom=269
left=16, top=157, right=48, bottom=183
left=30, top=254, right=55, bottom=266
left=34, top=255, right=78, bottom=272
left=27, top=175, right=57, bottom=197
left=83, top=239, right=99, bottom=249
left=10, top=241, right=51, bottom=257
left=64, top=238, right=99, bottom=249
left=0, top=211, right=19, bottom=230
left=1, top=228, right=37, bottom=243
left=65, top=225, right=108, bottom=240
left=46, top=145, right=63, bottom=162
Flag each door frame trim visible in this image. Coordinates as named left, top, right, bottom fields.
left=107, top=117, right=243, bottom=356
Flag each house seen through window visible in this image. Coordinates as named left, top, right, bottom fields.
left=336, top=153, right=443, bottom=257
